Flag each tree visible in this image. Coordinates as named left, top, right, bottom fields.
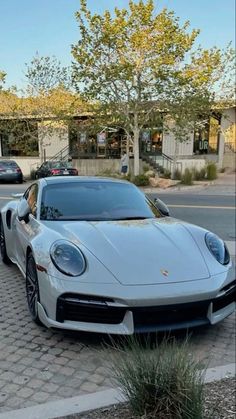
left=0, top=70, right=6, bottom=90
left=0, top=56, right=85, bottom=162
left=72, top=0, right=234, bottom=175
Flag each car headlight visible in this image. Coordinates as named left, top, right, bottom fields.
left=205, top=232, right=230, bottom=265
left=50, top=240, right=86, bottom=276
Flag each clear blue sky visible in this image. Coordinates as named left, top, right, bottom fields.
left=0, top=0, right=235, bottom=88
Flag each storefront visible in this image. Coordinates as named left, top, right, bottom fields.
left=140, top=129, right=163, bottom=155
left=193, top=114, right=220, bottom=155
left=69, top=121, right=132, bottom=159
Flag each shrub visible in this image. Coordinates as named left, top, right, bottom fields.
left=133, top=174, right=149, bottom=186
left=123, top=173, right=132, bottom=182
left=111, top=337, right=205, bottom=419
left=206, top=163, right=217, bottom=180
left=143, top=164, right=150, bottom=172
left=173, top=169, right=182, bottom=180
left=193, top=167, right=206, bottom=181
left=181, top=168, right=193, bottom=185
left=99, top=169, right=116, bottom=177
left=160, top=169, right=171, bottom=179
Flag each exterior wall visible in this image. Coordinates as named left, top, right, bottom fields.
left=73, top=159, right=144, bottom=176
left=162, top=129, right=194, bottom=157
left=219, top=107, right=236, bottom=169
left=38, top=122, right=69, bottom=161
left=223, top=153, right=235, bottom=170
left=176, top=158, right=206, bottom=173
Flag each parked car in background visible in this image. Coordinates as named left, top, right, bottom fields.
left=0, top=160, right=23, bottom=184
left=35, top=161, right=78, bottom=179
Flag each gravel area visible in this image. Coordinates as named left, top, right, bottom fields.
left=61, top=378, right=236, bottom=419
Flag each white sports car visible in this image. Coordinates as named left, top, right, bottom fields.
left=0, top=177, right=235, bottom=334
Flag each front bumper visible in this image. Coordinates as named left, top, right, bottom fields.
left=37, top=270, right=236, bottom=334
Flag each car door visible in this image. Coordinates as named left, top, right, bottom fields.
left=14, top=183, right=39, bottom=273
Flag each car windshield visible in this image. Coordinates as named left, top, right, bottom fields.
left=0, top=161, right=18, bottom=168
left=48, top=161, right=72, bottom=169
left=40, top=182, right=161, bottom=221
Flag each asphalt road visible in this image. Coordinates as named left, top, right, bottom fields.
left=0, top=182, right=235, bottom=241
left=149, top=192, right=236, bottom=241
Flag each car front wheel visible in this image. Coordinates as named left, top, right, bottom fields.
left=0, top=218, right=11, bottom=264
left=26, top=253, right=42, bottom=325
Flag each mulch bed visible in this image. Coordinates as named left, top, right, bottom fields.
left=61, top=378, right=235, bottom=419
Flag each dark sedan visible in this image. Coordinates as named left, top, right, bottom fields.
left=35, top=161, right=78, bottom=179
left=0, top=160, right=23, bottom=183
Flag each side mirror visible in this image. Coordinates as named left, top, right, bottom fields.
left=154, top=198, right=170, bottom=217
left=17, top=198, right=31, bottom=223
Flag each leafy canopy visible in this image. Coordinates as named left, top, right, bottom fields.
left=72, top=0, right=234, bottom=174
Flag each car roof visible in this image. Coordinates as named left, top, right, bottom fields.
left=43, top=176, right=131, bottom=185
left=0, top=159, right=17, bottom=163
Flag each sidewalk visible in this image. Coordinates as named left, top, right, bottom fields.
left=141, top=173, right=236, bottom=195
left=0, top=364, right=235, bottom=419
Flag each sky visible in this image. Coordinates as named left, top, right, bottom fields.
left=0, top=0, right=235, bottom=89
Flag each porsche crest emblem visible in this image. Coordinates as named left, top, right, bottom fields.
left=161, top=269, right=169, bottom=277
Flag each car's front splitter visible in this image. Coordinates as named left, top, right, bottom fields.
left=37, top=298, right=235, bottom=335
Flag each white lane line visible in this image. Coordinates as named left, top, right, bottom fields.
left=225, top=241, right=236, bottom=257
left=0, top=364, right=234, bottom=419
left=168, top=204, right=236, bottom=210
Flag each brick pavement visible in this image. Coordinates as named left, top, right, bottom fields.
left=0, top=259, right=235, bottom=414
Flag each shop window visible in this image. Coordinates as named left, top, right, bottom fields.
left=193, top=116, right=220, bottom=155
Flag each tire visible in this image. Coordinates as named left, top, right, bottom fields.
left=0, top=218, right=11, bottom=264
left=26, top=253, right=42, bottom=325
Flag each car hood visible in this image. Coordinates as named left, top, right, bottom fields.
left=47, top=218, right=210, bottom=285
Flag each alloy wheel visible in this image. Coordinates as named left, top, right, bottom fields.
left=0, top=219, right=11, bottom=264
left=26, top=254, right=41, bottom=323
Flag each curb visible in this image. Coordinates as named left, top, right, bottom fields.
left=140, top=183, right=213, bottom=193
left=0, top=364, right=235, bottom=419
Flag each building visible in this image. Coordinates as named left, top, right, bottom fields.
left=0, top=106, right=235, bottom=177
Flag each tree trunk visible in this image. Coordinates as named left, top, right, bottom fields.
left=133, top=128, right=140, bottom=176
left=132, top=112, right=140, bottom=176
left=171, top=139, right=179, bottom=179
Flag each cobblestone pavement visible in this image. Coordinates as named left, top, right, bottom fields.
left=0, top=259, right=235, bottom=414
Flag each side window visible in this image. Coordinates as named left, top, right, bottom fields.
left=27, top=184, right=39, bottom=217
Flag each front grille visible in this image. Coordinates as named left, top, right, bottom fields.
left=132, top=301, right=210, bottom=330
left=56, top=294, right=126, bottom=324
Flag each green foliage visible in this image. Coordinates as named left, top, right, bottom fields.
left=133, top=174, right=149, bottom=186
left=160, top=169, right=171, bottom=179
left=206, top=162, right=217, bottom=180
left=111, top=337, right=205, bottom=418
left=25, top=54, right=71, bottom=95
left=173, top=169, right=182, bottom=180
left=72, top=0, right=234, bottom=175
left=181, top=168, right=193, bottom=185
left=193, top=167, right=206, bottom=181
left=0, top=71, right=6, bottom=90
left=143, top=164, right=150, bottom=172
